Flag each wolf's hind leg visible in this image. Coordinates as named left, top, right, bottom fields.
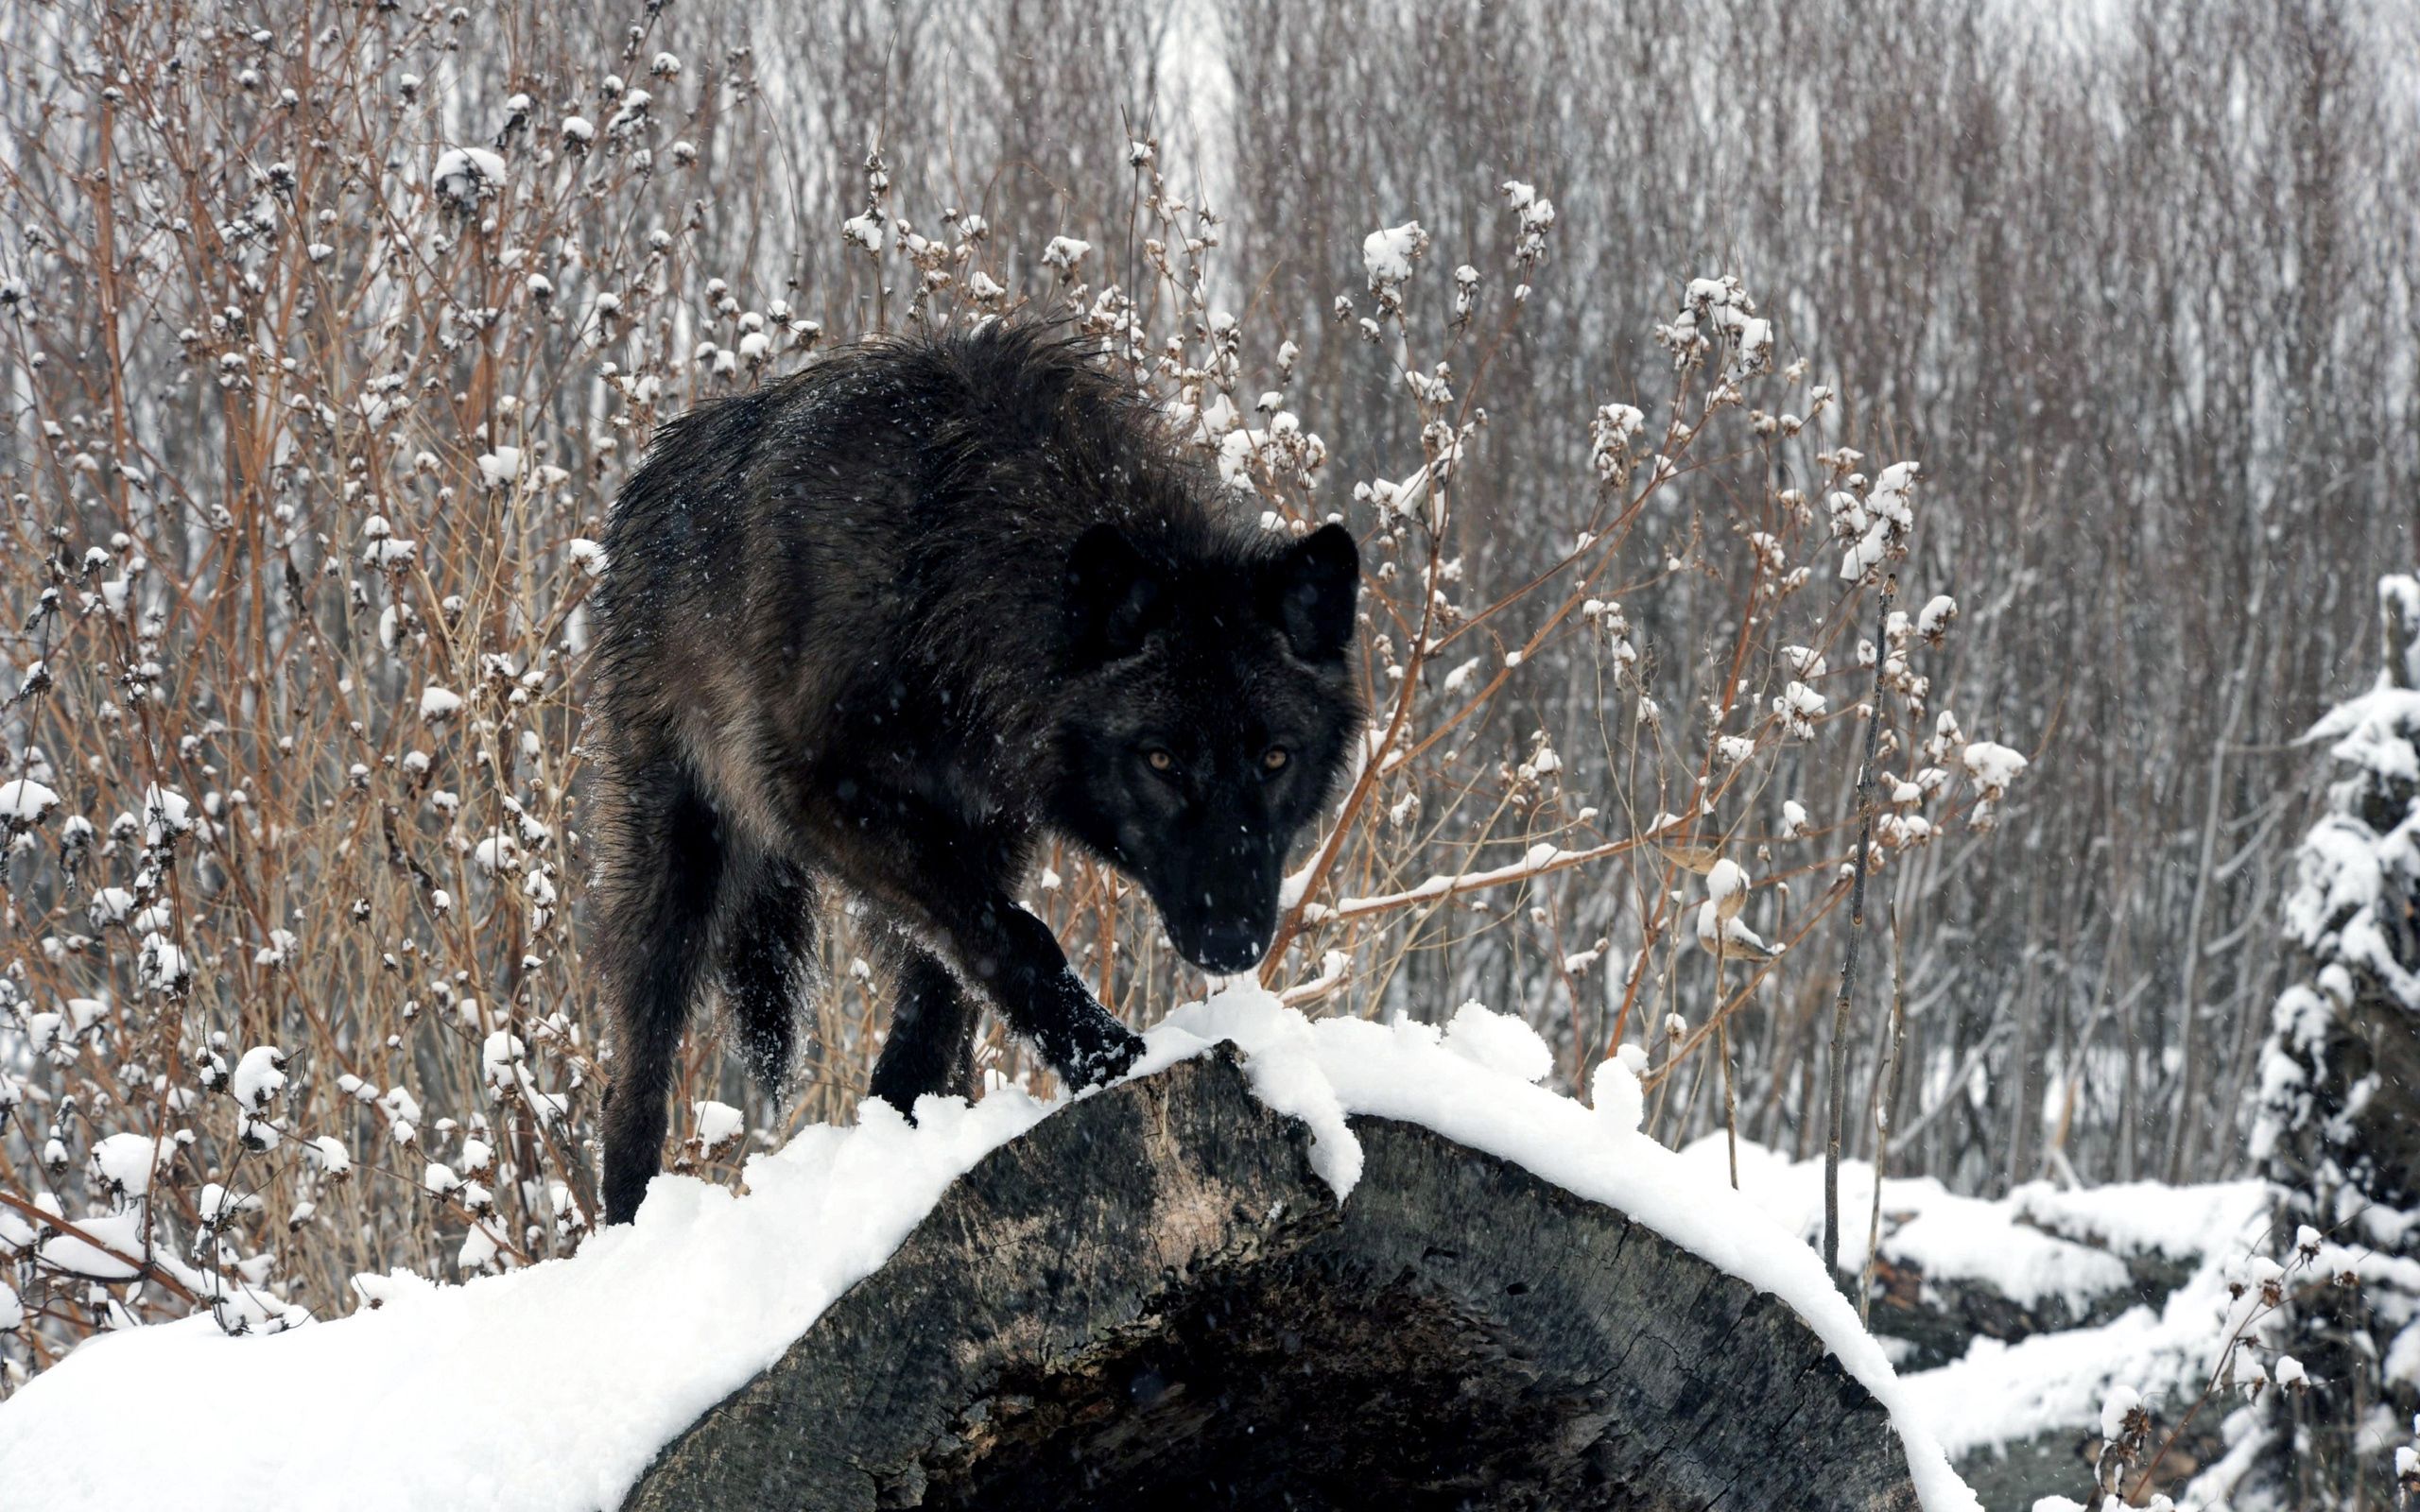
left=717, top=843, right=819, bottom=1100
left=866, top=919, right=981, bottom=1115
left=596, top=755, right=727, bottom=1225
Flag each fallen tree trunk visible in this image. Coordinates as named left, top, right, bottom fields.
left=1860, top=1247, right=2187, bottom=1373
left=626, top=1047, right=1927, bottom=1511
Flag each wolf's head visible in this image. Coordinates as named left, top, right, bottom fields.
left=1050, top=521, right=1363, bottom=976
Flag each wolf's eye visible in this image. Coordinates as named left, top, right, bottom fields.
left=1262, top=747, right=1289, bottom=772
left=1145, top=748, right=1175, bottom=774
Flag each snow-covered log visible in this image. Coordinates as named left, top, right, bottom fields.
left=0, top=991, right=1975, bottom=1512
left=1697, top=1137, right=2271, bottom=1504
left=628, top=1046, right=1927, bottom=1512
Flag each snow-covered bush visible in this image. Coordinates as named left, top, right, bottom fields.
left=2052, top=578, right=2420, bottom=1511
left=0, top=0, right=2028, bottom=1387
left=2229, top=576, right=2420, bottom=1508
left=0, top=3, right=828, bottom=1380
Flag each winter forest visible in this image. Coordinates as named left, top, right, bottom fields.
left=0, top=0, right=2415, bottom=1507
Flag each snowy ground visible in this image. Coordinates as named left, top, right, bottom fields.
left=1681, top=1134, right=2273, bottom=1498
left=0, top=987, right=1979, bottom=1512
left=1893, top=1180, right=2267, bottom=1465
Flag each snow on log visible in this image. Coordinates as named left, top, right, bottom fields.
left=629, top=1046, right=1927, bottom=1511
left=0, top=990, right=1976, bottom=1512
left=1699, top=1140, right=2266, bottom=1373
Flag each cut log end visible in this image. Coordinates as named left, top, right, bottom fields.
left=626, top=1047, right=1927, bottom=1511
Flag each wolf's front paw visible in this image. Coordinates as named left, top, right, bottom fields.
left=1033, top=980, right=1147, bottom=1089
left=1062, top=1016, right=1146, bottom=1088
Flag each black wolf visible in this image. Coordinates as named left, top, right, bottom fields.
left=590, top=323, right=1363, bottom=1224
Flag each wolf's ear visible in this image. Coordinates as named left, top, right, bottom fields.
left=1269, top=523, right=1360, bottom=662
left=1064, top=524, right=1163, bottom=663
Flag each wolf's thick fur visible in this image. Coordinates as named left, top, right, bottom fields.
left=591, top=324, right=1363, bottom=1223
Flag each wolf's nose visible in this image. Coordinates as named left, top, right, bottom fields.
left=1193, top=919, right=1266, bottom=974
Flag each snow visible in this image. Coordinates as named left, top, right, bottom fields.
left=692, top=1100, right=744, bottom=1153
left=0, top=777, right=59, bottom=823
left=1961, top=740, right=2029, bottom=799
left=2011, top=1178, right=2267, bottom=1263
left=232, top=1045, right=286, bottom=1111
left=1592, top=1049, right=1648, bottom=1134
left=1924, top=1278, right=2232, bottom=1460
left=305, top=1135, right=352, bottom=1176
left=0, top=988, right=1978, bottom=1512
left=1832, top=461, right=1919, bottom=581
left=430, top=146, right=506, bottom=208
left=1774, top=679, right=1826, bottom=737
left=1880, top=1193, right=2130, bottom=1314
left=139, top=784, right=191, bottom=845
left=1362, top=221, right=1426, bottom=287
left=83, top=880, right=129, bottom=923
left=2308, top=684, right=2420, bottom=784
left=2100, top=1382, right=2141, bottom=1441
left=2383, top=575, right=2420, bottom=687
left=23, top=1011, right=63, bottom=1056
left=475, top=447, right=524, bottom=489
left=1324, top=838, right=1598, bottom=919
left=34, top=1211, right=144, bottom=1282
left=137, top=933, right=188, bottom=993
left=2254, top=618, right=2420, bottom=1403
left=88, top=1133, right=164, bottom=1197
left=1440, top=998, right=1553, bottom=1083
left=2388, top=1317, right=2420, bottom=1390
left=1696, top=892, right=1773, bottom=956
left=1683, top=1139, right=2271, bottom=1461
left=1690, top=1140, right=2135, bottom=1315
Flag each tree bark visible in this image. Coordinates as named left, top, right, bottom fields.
left=624, top=1047, right=1930, bottom=1511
